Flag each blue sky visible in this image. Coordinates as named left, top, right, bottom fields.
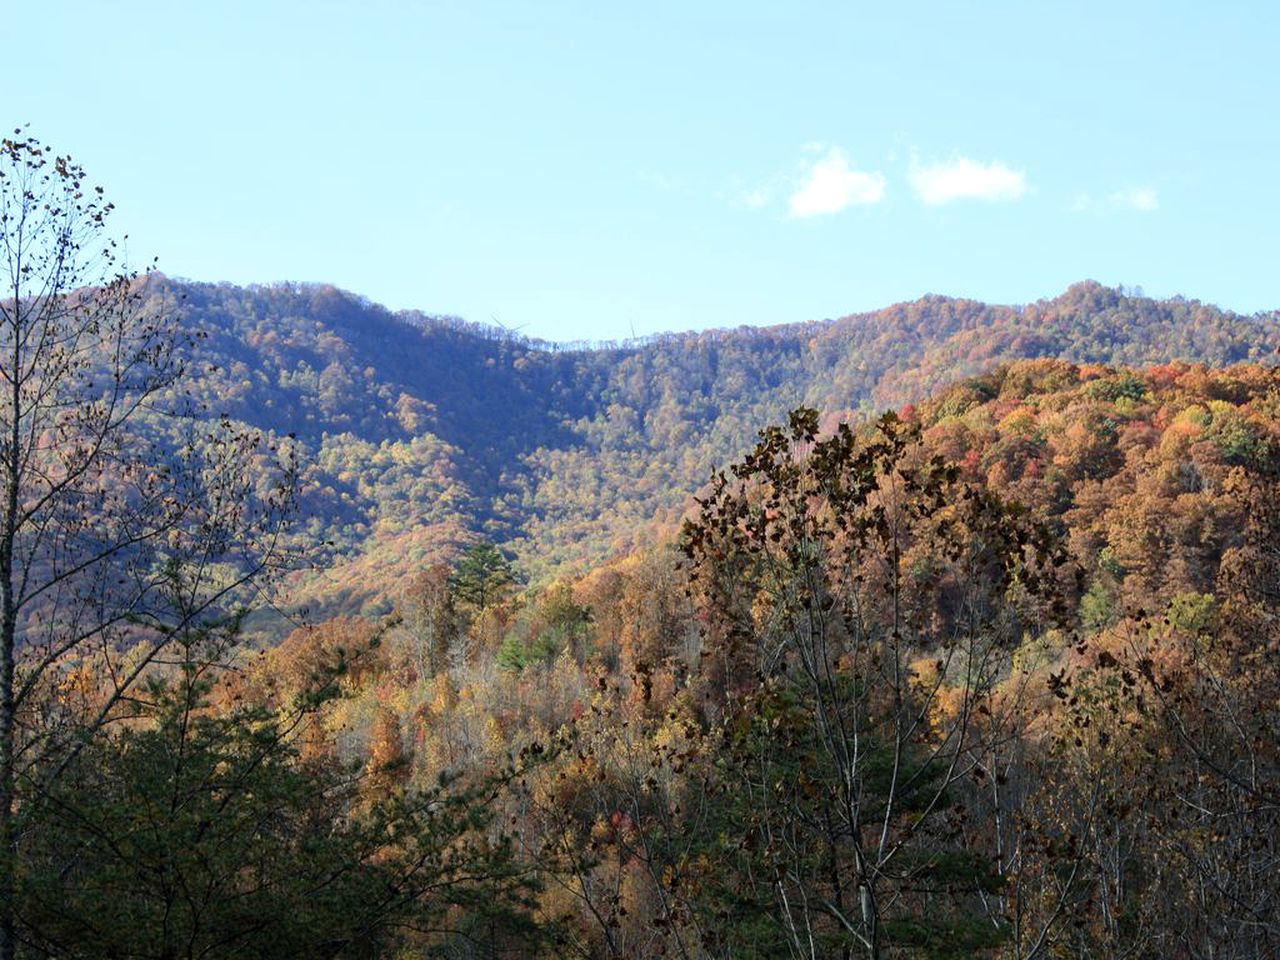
left=9, top=1, right=1277, bottom=341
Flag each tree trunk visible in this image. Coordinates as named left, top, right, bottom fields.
left=0, top=282, right=22, bottom=960
left=0, top=367, right=19, bottom=960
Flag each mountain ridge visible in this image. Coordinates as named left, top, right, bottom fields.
left=133, top=276, right=1276, bottom=618
left=170, top=275, right=1270, bottom=349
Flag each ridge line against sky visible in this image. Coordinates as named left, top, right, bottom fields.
left=165, top=275, right=1265, bottom=350
left=9, top=1, right=1277, bottom=342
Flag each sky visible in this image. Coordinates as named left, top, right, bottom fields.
left=7, top=1, right=1278, bottom=342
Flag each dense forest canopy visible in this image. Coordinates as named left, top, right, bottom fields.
left=10, top=269, right=1280, bottom=956
left=256, top=356, right=1277, bottom=959
left=131, top=276, right=1275, bottom=619
left=83, top=354, right=1269, bottom=959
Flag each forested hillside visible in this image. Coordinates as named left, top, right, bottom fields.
left=245, top=357, right=1279, bottom=958
left=141, top=276, right=1276, bottom=616
left=9, top=176, right=1279, bottom=952
left=31, top=356, right=1277, bottom=958
left=7, top=145, right=1277, bottom=954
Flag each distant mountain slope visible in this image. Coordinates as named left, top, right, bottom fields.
left=142, top=277, right=1276, bottom=612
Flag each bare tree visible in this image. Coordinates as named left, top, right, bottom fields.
left=0, top=132, right=294, bottom=960
left=681, top=409, right=1065, bottom=959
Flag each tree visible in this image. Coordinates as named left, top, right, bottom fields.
left=517, top=683, right=712, bottom=960
left=681, top=409, right=1065, bottom=959
left=0, top=133, right=293, bottom=959
left=403, top=562, right=459, bottom=678
left=17, top=627, right=540, bottom=959
left=365, top=707, right=410, bottom=799
left=451, top=541, right=518, bottom=612
left=1060, top=459, right=1280, bottom=958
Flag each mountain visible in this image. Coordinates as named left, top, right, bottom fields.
left=22, top=271, right=1280, bottom=959
left=141, top=277, right=1276, bottom=616
left=237, top=353, right=1280, bottom=958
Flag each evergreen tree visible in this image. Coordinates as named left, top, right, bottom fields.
left=17, top=638, right=540, bottom=959
left=451, top=542, right=518, bottom=612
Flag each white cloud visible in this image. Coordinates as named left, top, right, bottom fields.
left=909, top=155, right=1027, bottom=205
left=787, top=147, right=886, bottom=218
left=1109, top=186, right=1158, bottom=212
left=1071, top=186, right=1159, bottom=214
